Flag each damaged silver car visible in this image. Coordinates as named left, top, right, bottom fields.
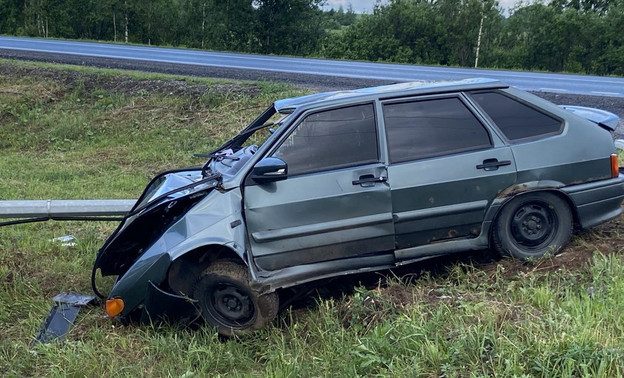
left=92, top=78, right=624, bottom=336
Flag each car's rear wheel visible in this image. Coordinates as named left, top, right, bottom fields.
left=191, top=260, right=278, bottom=336
left=493, top=192, right=572, bottom=260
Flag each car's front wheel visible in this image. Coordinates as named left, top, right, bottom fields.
left=493, top=192, right=573, bottom=260
left=191, top=260, right=278, bottom=336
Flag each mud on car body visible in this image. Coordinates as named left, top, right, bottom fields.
left=92, top=78, right=624, bottom=336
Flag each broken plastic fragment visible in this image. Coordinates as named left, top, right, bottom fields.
left=50, top=235, right=77, bottom=247
left=35, top=292, right=96, bottom=344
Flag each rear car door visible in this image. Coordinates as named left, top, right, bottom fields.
left=382, top=95, right=517, bottom=256
left=244, top=103, right=395, bottom=271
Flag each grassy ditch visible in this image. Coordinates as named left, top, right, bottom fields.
left=1, top=60, right=624, bottom=376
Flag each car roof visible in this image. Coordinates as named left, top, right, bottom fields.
left=274, top=78, right=508, bottom=113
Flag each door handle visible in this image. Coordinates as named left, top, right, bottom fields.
left=476, top=159, right=511, bottom=171
left=352, top=175, right=387, bottom=186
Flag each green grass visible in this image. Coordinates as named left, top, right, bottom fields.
left=1, top=60, right=624, bottom=376
left=0, top=59, right=301, bottom=199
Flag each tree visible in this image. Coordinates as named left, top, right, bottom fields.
left=0, top=0, right=23, bottom=34
left=253, top=0, right=325, bottom=55
left=550, top=0, right=616, bottom=15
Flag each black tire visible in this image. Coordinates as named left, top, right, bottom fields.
left=493, top=192, right=572, bottom=260
left=191, top=260, right=278, bottom=337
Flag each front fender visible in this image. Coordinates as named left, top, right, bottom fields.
left=109, top=252, right=171, bottom=316
left=104, top=188, right=247, bottom=316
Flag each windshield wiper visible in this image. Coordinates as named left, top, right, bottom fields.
left=193, top=152, right=240, bottom=160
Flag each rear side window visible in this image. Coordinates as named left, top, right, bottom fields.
left=383, top=97, right=491, bottom=163
left=469, top=91, right=562, bottom=141
left=272, top=104, right=378, bottom=175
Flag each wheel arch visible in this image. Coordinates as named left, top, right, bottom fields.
left=488, top=187, right=580, bottom=247
left=167, top=244, right=246, bottom=297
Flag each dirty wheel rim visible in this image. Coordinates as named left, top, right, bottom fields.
left=207, top=283, right=254, bottom=327
left=510, top=201, right=557, bottom=249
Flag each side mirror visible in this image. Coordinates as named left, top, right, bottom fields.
left=250, top=157, right=288, bottom=183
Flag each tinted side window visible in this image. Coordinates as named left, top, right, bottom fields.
left=273, top=104, right=378, bottom=175
left=469, top=91, right=562, bottom=141
left=383, top=97, right=491, bottom=163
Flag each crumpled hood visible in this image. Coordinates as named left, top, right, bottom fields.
left=94, top=169, right=219, bottom=277
left=560, top=105, right=620, bottom=131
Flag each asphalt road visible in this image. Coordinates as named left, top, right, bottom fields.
left=1, top=36, right=623, bottom=98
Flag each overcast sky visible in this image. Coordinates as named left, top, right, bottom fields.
left=323, top=0, right=520, bottom=14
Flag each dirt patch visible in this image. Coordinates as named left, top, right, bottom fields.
left=0, top=63, right=261, bottom=99
left=377, top=282, right=417, bottom=306
left=337, top=284, right=407, bottom=332
left=479, top=248, right=590, bottom=280
left=480, top=213, right=623, bottom=279
left=92, top=77, right=260, bottom=99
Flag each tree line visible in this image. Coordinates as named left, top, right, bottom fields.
left=0, top=0, right=622, bottom=76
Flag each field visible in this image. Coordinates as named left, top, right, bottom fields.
left=1, top=60, right=624, bottom=376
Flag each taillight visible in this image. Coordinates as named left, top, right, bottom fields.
left=611, top=154, right=619, bottom=178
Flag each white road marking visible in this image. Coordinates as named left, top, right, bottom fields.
left=538, top=88, right=569, bottom=92
left=591, top=91, right=621, bottom=96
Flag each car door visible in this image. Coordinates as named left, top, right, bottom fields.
left=382, top=95, right=517, bottom=256
left=244, top=103, right=395, bottom=271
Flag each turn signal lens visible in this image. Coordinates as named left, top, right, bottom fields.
left=105, top=298, right=125, bottom=317
left=611, top=154, right=619, bottom=178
